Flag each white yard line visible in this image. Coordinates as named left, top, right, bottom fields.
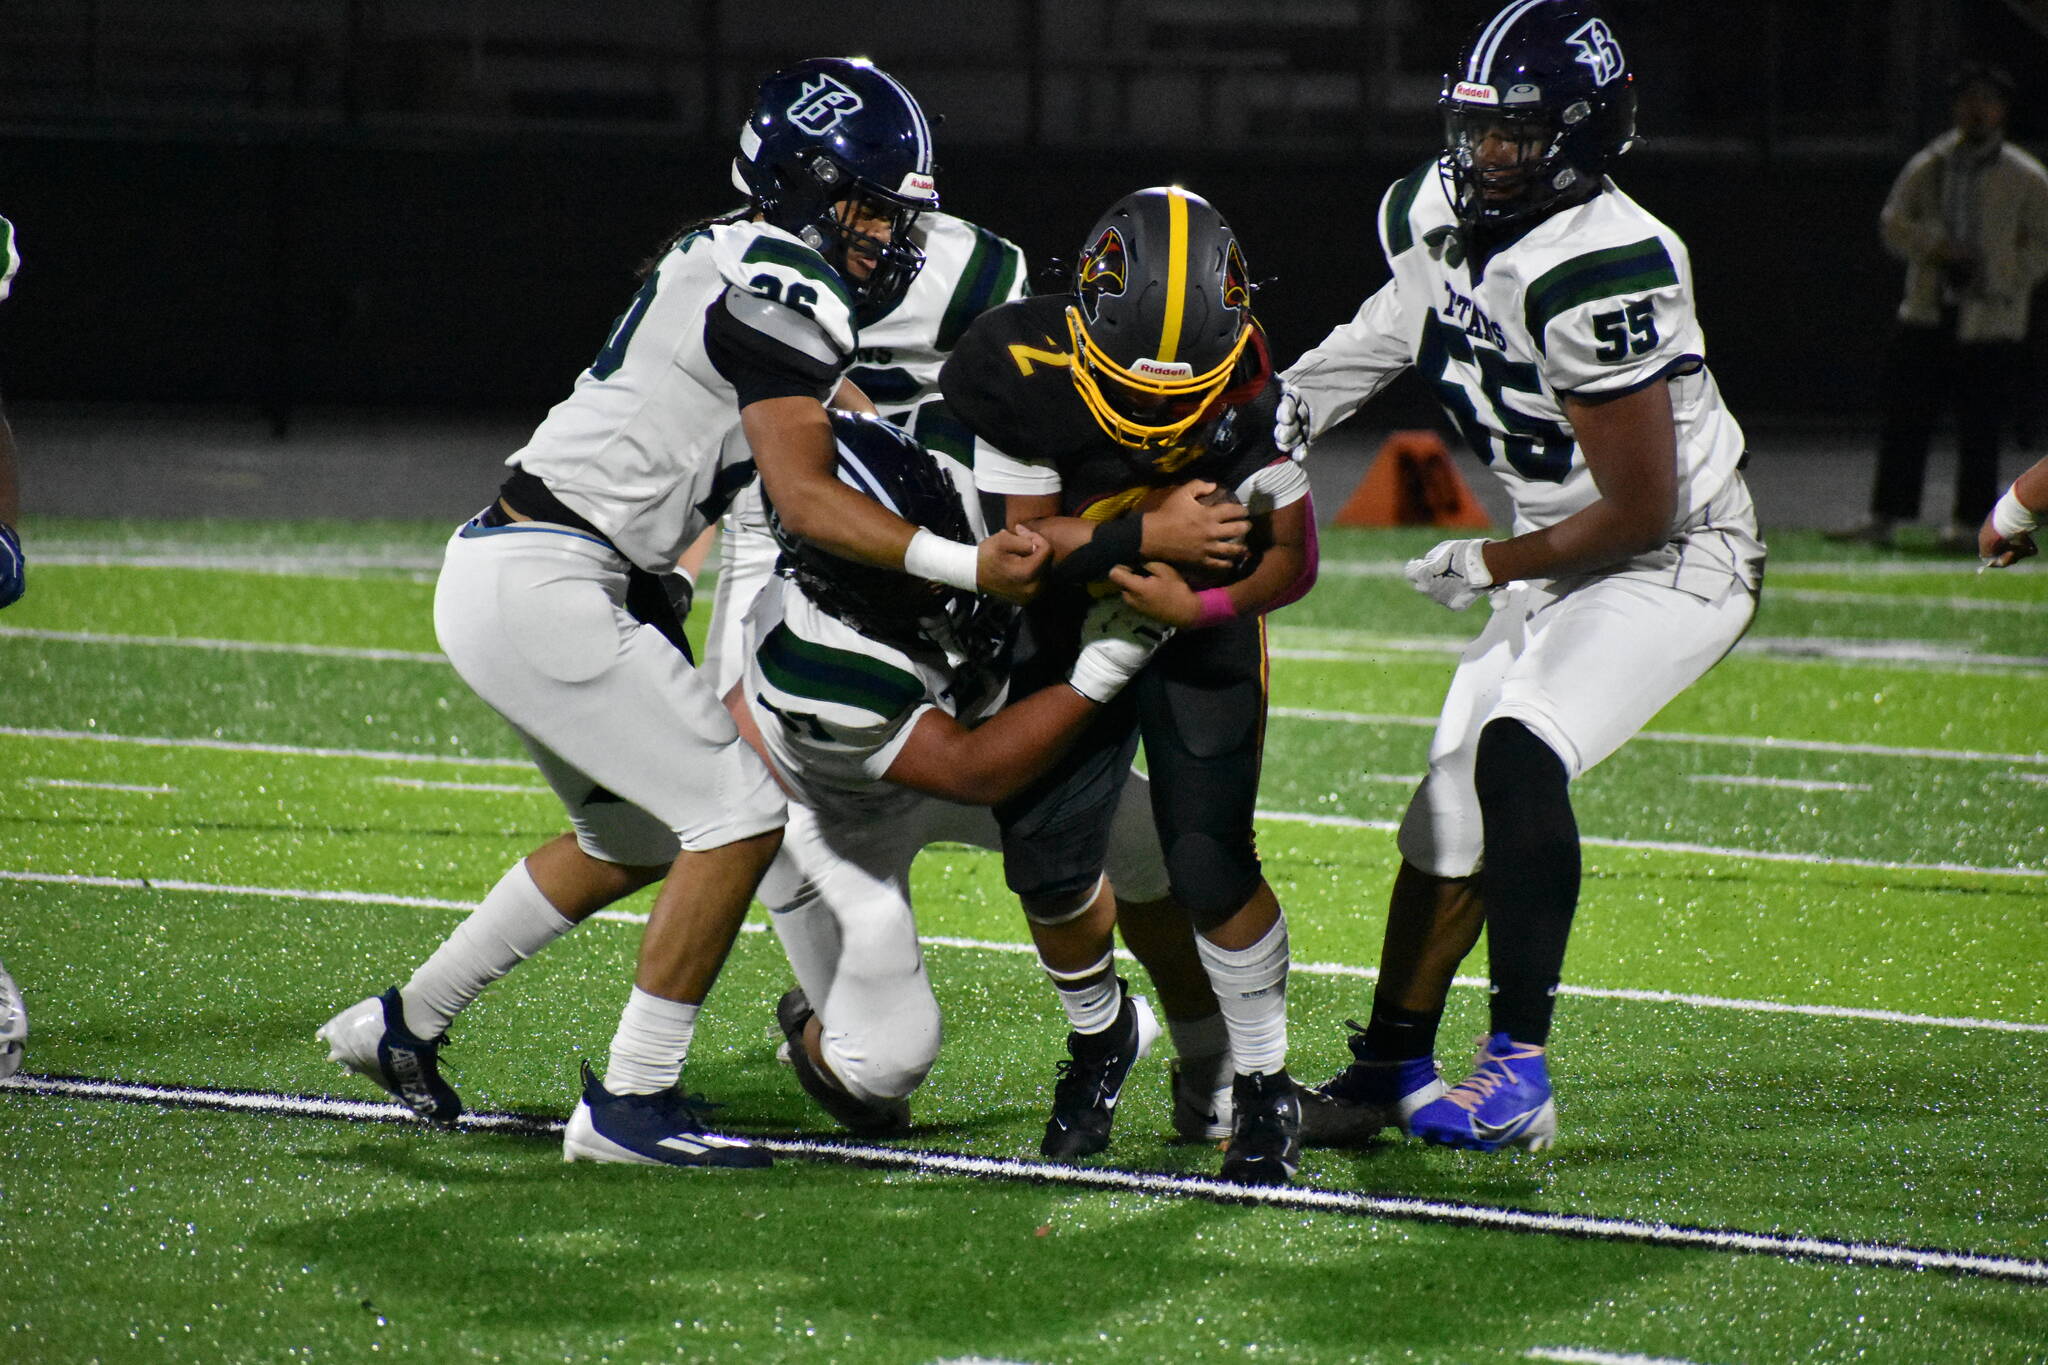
left=0, top=726, right=529, bottom=768
left=0, top=625, right=447, bottom=664
left=2, top=1074, right=2041, bottom=1285
left=6, top=868, right=2042, bottom=1035
left=1527, top=1350, right=1714, bottom=1365
left=1, top=724, right=2039, bottom=874
left=1686, top=775, right=1872, bottom=793
left=1767, top=586, right=2043, bottom=614
left=22, top=777, right=177, bottom=794
left=373, top=776, right=549, bottom=794
left=1268, top=707, right=2048, bottom=767
left=1257, top=805, right=2045, bottom=878
left=11, top=617, right=2046, bottom=671
left=1269, top=637, right=2048, bottom=671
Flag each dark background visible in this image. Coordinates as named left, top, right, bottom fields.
left=3, top=0, right=2044, bottom=431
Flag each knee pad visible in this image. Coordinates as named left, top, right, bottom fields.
left=1021, top=875, right=1104, bottom=927
left=1165, top=833, right=1261, bottom=931
left=1475, top=719, right=1575, bottom=854
left=825, top=1013, right=940, bottom=1105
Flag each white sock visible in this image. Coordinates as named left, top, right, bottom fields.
left=603, top=986, right=699, bottom=1095
left=1042, top=948, right=1121, bottom=1034
left=401, top=859, right=575, bottom=1039
left=1196, top=911, right=1289, bottom=1076
left=1167, top=1009, right=1229, bottom=1062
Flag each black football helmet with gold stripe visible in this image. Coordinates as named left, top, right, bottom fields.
left=1064, top=187, right=1269, bottom=453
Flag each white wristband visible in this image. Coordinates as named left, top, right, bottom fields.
left=1992, top=488, right=2040, bottom=540
left=903, top=528, right=980, bottom=592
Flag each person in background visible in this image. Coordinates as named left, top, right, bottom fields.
left=1835, top=64, right=2048, bottom=551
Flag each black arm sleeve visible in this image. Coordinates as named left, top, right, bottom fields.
left=1045, top=515, right=1144, bottom=586
left=704, top=286, right=847, bottom=407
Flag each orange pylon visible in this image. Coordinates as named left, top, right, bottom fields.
left=1333, top=430, right=1492, bottom=528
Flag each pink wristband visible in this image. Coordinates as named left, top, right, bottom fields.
left=1193, top=587, right=1239, bottom=628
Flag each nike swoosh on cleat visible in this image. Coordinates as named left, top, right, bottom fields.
left=1470, top=1109, right=1543, bottom=1143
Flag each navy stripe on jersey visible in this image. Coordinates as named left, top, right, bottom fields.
left=758, top=622, right=923, bottom=719
left=1522, top=238, right=1679, bottom=351
left=845, top=364, right=925, bottom=406
left=741, top=238, right=856, bottom=313
left=910, top=399, right=977, bottom=468
left=1382, top=164, right=1433, bottom=258
left=936, top=228, right=1023, bottom=353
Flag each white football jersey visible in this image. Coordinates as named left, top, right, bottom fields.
left=743, top=575, right=1006, bottom=828
left=510, top=219, right=857, bottom=571
left=847, top=210, right=1029, bottom=466
left=0, top=216, right=18, bottom=301
left=1286, top=166, right=1746, bottom=534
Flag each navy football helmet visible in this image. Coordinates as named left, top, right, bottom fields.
left=1439, top=1, right=1637, bottom=228
left=733, top=58, right=938, bottom=316
left=769, top=412, right=1012, bottom=682
left=1065, top=186, right=1270, bottom=453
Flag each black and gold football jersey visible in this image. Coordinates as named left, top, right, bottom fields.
left=940, top=296, right=1284, bottom=526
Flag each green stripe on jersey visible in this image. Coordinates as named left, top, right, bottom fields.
left=741, top=238, right=855, bottom=312
left=758, top=622, right=923, bottom=720
left=1382, top=164, right=1432, bottom=258
left=1523, top=237, right=1678, bottom=349
left=936, top=227, right=1023, bottom=352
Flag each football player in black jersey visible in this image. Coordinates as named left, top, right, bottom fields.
left=941, top=186, right=1319, bottom=1184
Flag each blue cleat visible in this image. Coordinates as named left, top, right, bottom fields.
left=1410, top=1033, right=1556, bottom=1152
left=562, top=1061, right=771, bottom=1169
left=1297, top=1019, right=1446, bottom=1145
left=318, top=988, right=462, bottom=1124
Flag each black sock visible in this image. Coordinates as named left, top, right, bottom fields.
left=1362, top=1001, right=1443, bottom=1061
left=1474, top=719, right=1580, bottom=1047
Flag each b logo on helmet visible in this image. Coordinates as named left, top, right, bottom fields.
left=787, top=74, right=865, bottom=135
left=1077, top=226, right=1129, bottom=323
left=1566, top=18, right=1625, bottom=87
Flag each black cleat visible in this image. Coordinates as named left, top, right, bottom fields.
left=1040, top=981, right=1159, bottom=1160
left=776, top=987, right=910, bottom=1137
left=1219, top=1069, right=1303, bottom=1186
left=1297, top=1019, right=1445, bottom=1146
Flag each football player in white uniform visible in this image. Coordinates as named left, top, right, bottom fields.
left=319, top=59, right=1047, bottom=1169
left=0, top=213, right=28, bottom=1080
left=1279, top=0, right=1764, bottom=1153
left=698, top=207, right=1030, bottom=698
left=733, top=412, right=1173, bottom=1136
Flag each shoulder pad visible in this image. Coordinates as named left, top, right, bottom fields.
left=932, top=218, right=1030, bottom=352
left=1379, top=161, right=1439, bottom=260
left=714, top=223, right=858, bottom=355
left=1522, top=235, right=1680, bottom=353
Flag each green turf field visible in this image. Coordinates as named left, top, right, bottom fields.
left=3, top=519, right=2044, bottom=1365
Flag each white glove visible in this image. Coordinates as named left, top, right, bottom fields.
left=1068, top=598, right=1174, bottom=703
left=1273, top=381, right=1311, bottom=456
left=1404, top=538, right=1497, bottom=611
